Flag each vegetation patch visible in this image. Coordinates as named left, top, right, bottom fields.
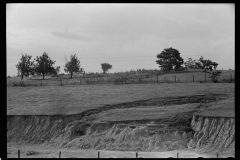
left=26, top=150, right=39, bottom=156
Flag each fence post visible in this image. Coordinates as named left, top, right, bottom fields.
left=136, top=152, right=138, bottom=158
left=177, top=153, right=179, bottom=158
left=98, top=151, right=100, bottom=158
left=175, top=76, right=176, bottom=83
left=205, top=71, right=206, bottom=82
left=157, top=75, right=158, bottom=83
left=193, top=75, right=194, bottom=82
left=217, top=153, right=218, bottom=158
left=122, top=77, right=123, bottom=84
left=18, top=150, right=20, bottom=158
left=59, top=151, right=61, bottom=158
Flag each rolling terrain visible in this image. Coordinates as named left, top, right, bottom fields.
left=7, top=79, right=235, bottom=158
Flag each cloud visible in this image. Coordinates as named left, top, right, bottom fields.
left=52, top=30, right=89, bottom=41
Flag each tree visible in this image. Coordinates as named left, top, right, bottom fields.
left=194, top=59, right=203, bottom=69
left=34, top=52, right=56, bottom=80
left=210, top=70, right=222, bottom=82
left=197, top=56, right=220, bottom=82
left=54, top=66, right=61, bottom=75
left=101, top=63, right=112, bottom=75
left=15, top=53, right=35, bottom=80
left=198, top=56, right=218, bottom=71
left=184, top=58, right=198, bottom=69
left=64, top=54, right=81, bottom=78
left=211, top=62, right=218, bottom=70
left=156, top=47, right=184, bottom=72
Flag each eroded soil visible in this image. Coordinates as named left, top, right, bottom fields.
left=7, top=93, right=235, bottom=158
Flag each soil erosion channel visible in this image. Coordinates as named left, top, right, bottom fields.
left=7, top=94, right=234, bottom=155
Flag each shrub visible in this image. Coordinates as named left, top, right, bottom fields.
left=26, top=150, right=39, bottom=156
left=161, top=77, right=172, bottom=83
left=84, top=79, right=95, bottom=84
left=12, top=81, right=39, bottom=87
left=114, top=78, right=122, bottom=85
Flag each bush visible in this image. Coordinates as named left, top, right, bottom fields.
left=12, top=81, right=39, bottom=87
left=114, top=78, right=122, bottom=85
left=51, top=74, right=57, bottom=77
left=26, top=150, right=39, bottom=156
left=161, top=77, right=172, bottom=83
left=84, top=79, right=96, bottom=84
left=12, top=81, right=24, bottom=86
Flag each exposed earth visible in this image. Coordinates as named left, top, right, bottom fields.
left=7, top=83, right=235, bottom=158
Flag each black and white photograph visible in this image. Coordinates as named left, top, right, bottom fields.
left=7, top=3, right=234, bottom=158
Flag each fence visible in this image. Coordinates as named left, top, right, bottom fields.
left=12, top=150, right=233, bottom=158
left=7, top=70, right=234, bottom=87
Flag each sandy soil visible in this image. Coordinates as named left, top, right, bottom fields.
left=7, top=143, right=234, bottom=158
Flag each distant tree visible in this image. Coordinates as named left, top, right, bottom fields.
left=195, top=56, right=221, bottom=82
left=194, top=59, right=203, bottom=69
left=54, top=66, right=61, bottom=75
left=184, top=58, right=198, bottom=69
left=210, top=70, right=222, bottom=82
left=34, top=52, right=56, bottom=80
left=15, top=53, right=35, bottom=80
left=156, top=47, right=184, bottom=72
left=101, top=63, right=112, bottom=75
left=198, top=56, right=218, bottom=71
left=64, top=54, right=81, bottom=78
left=211, top=62, right=218, bottom=70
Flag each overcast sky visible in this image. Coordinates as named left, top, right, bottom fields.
left=7, top=3, right=234, bottom=76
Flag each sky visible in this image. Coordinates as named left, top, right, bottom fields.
left=7, top=3, right=235, bottom=76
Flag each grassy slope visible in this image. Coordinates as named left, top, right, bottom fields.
left=194, top=97, right=235, bottom=117
left=7, top=83, right=234, bottom=116
left=96, top=103, right=200, bottom=122
left=7, top=70, right=235, bottom=86
left=142, top=70, right=235, bottom=83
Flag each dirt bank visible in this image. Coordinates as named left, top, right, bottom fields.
left=188, top=115, right=235, bottom=155
left=7, top=94, right=234, bottom=155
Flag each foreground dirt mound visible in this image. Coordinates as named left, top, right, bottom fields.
left=7, top=115, right=193, bottom=152
left=7, top=94, right=234, bottom=154
left=60, top=121, right=194, bottom=151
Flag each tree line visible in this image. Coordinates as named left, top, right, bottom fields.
left=156, top=47, right=219, bottom=72
left=16, top=47, right=219, bottom=80
left=16, top=52, right=113, bottom=80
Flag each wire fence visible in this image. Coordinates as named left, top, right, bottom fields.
left=7, top=70, right=235, bottom=87
left=12, top=149, right=233, bottom=158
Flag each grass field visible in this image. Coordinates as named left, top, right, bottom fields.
left=6, top=70, right=235, bottom=87
left=7, top=83, right=234, bottom=115
left=194, top=97, right=235, bottom=117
